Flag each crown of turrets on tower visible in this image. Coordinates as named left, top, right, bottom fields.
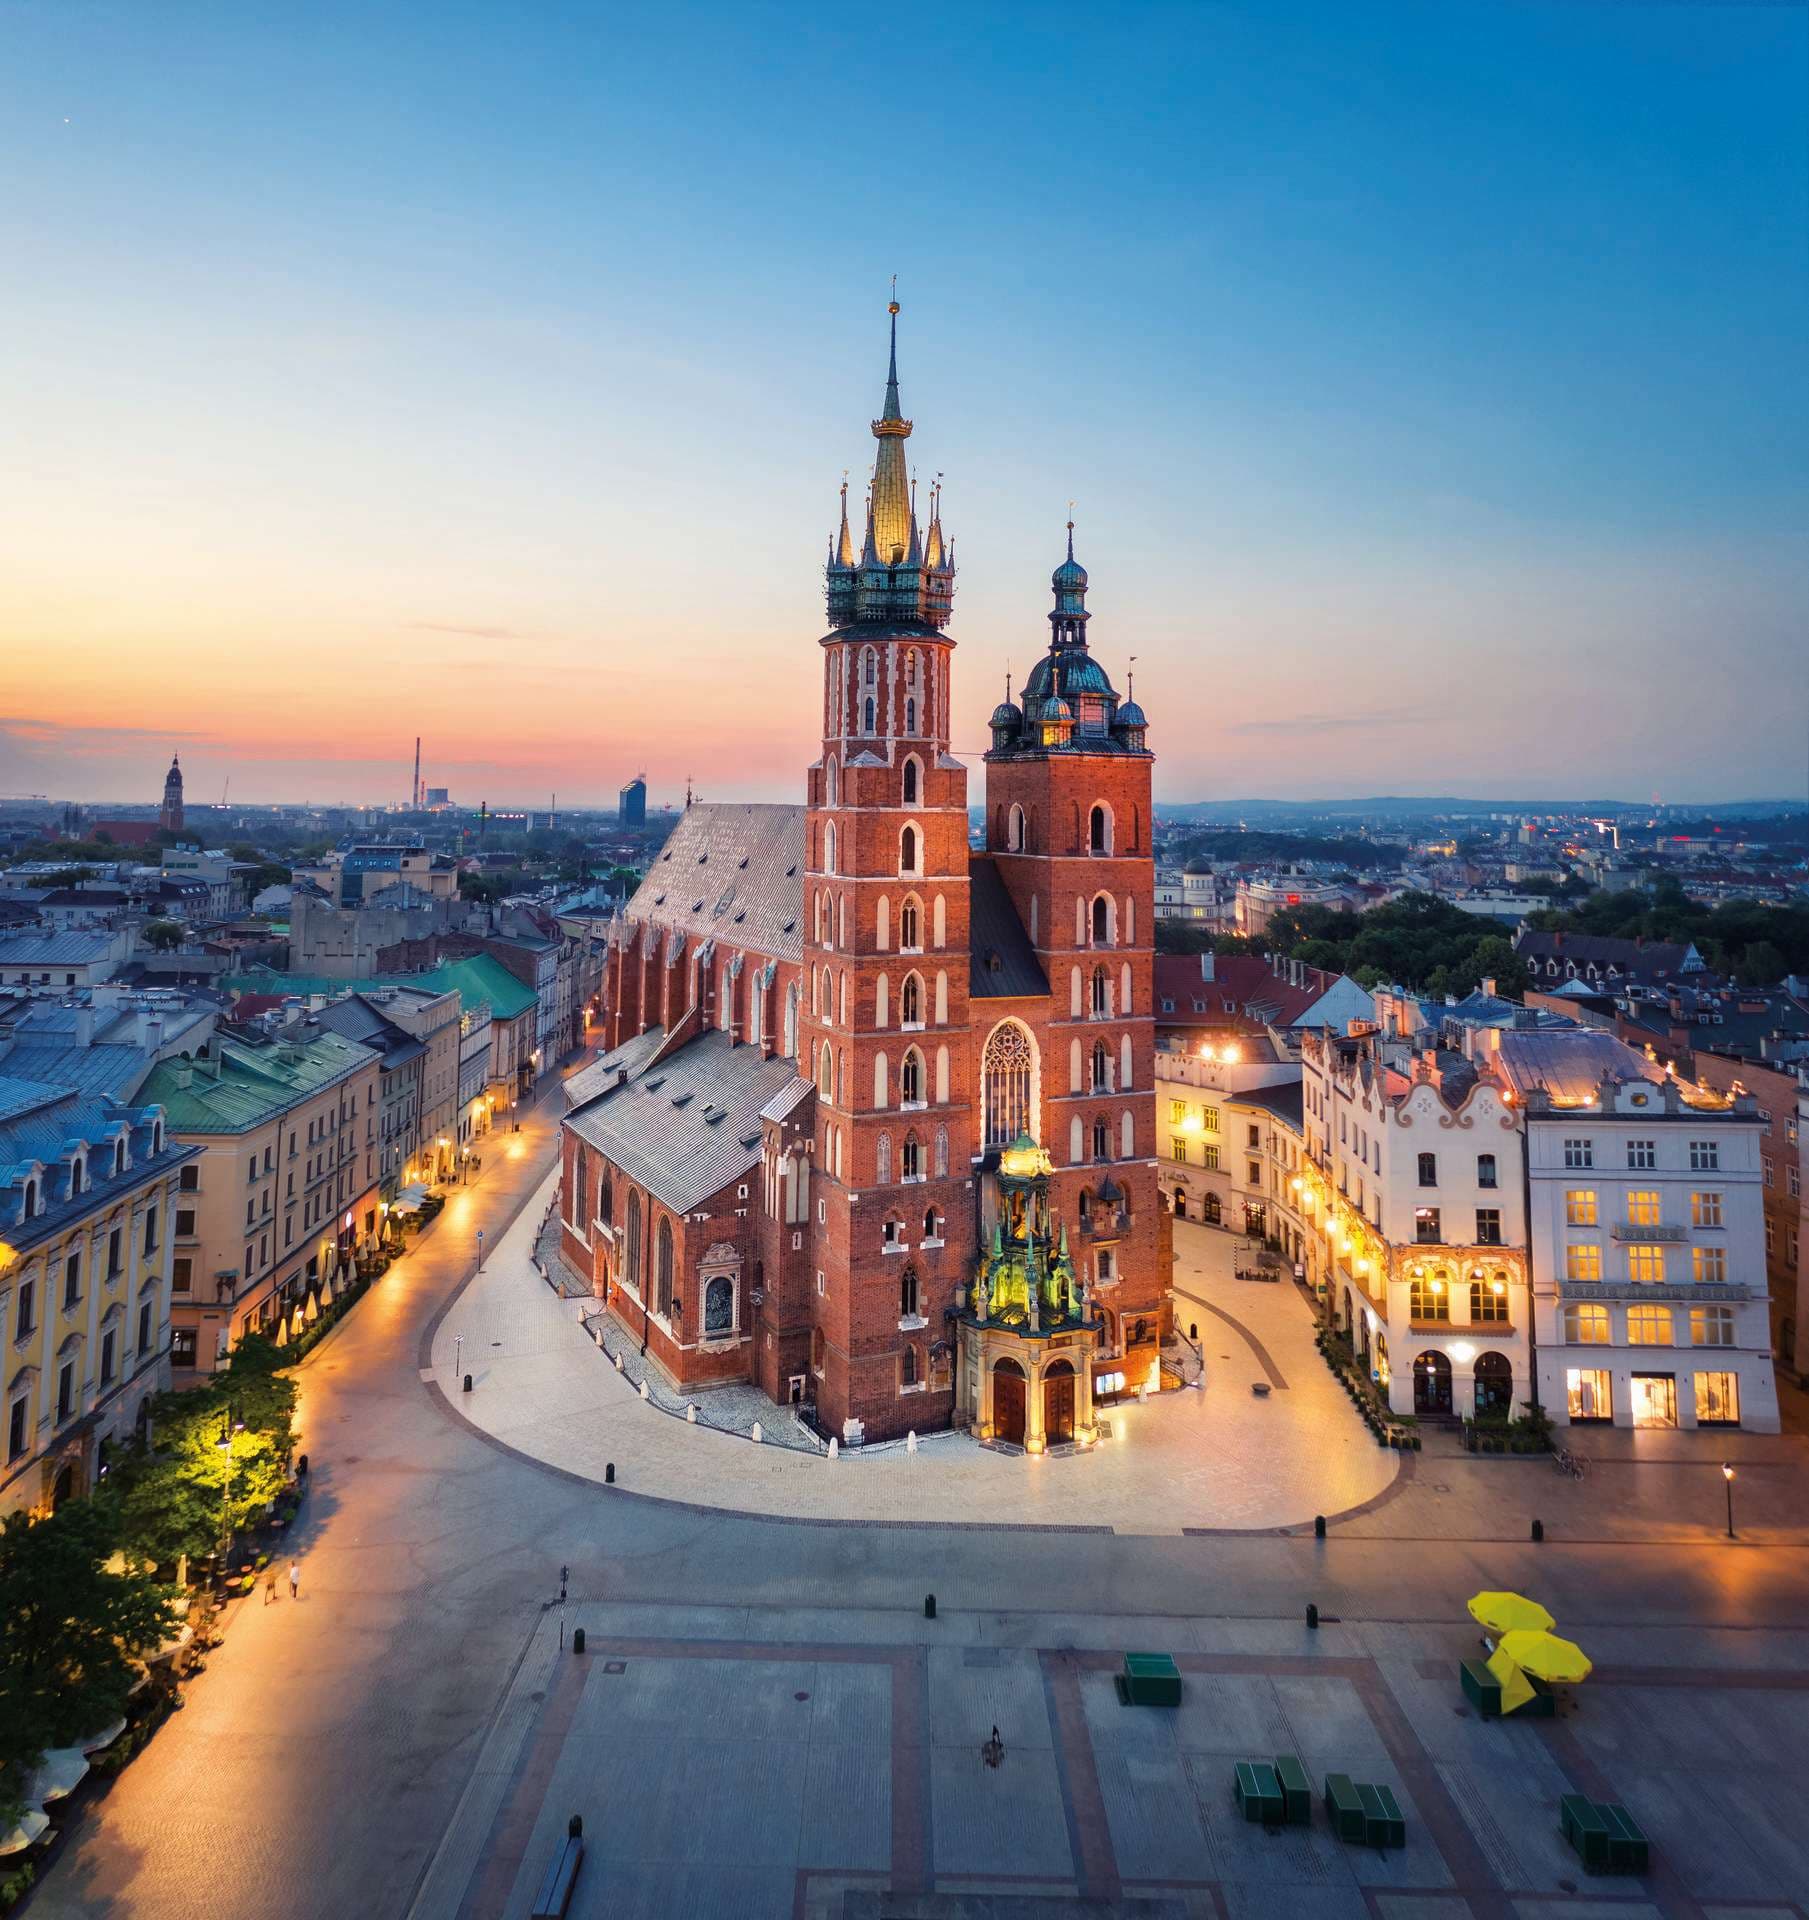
left=824, top=300, right=955, bottom=632
left=987, top=525, right=1149, bottom=757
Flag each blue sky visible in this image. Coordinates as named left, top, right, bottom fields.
left=1, top=1, right=1804, bottom=806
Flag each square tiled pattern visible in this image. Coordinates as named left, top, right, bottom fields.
left=927, top=1650, right=1073, bottom=1879
left=503, top=1657, right=891, bottom=1920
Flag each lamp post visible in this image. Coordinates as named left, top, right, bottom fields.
left=217, top=1406, right=245, bottom=1566
left=476, top=1228, right=486, bottom=1275
left=1723, top=1462, right=1736, bottom=1538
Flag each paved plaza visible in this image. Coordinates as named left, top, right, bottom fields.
left=434, top=1187, right=1402, bottom=1533
left=27, top=1054, right=1809, bottom=1920
left=410, top=1599, right=1809, bottom=1920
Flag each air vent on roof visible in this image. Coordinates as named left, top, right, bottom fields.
left=702, top=1103, right=725, bottom=1124
left=643, top=1076, right=665, bottom=1092
left=785, top=865, right=797, bottom=877
left=987, top=950, right=1002, bottom=972
left=734, top=910, right=746, bottom=923
left=697, top=852, right=707, bottom=864
left=692, top=899, right=704, bottom=912
left=738, top=857, right=748, bottom=869
left=662, top=851, right=672, bottom=862
left=653, top=892, right=665, bottom=905
left=782, top=918, right=795, bottom=934
left=671, top=1090, right=693, bottom=1108
left=739, top=1130, right=762, bottom=1149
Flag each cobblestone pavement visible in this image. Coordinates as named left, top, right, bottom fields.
left=31, top=1060, right=1809, bottom=1920
left=431, top=1202, right=1400, bottom=1532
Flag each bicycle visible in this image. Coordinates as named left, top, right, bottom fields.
left=1552, top=1447, right=1587, bottom=1480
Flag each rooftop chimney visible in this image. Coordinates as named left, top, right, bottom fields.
left=74, top=1006, right=95, bottom=1048
left=143, top=1017, right=164, bottom=1054
left=1482, top=977, right=1497, bottom=998
left=1200, top=951, right=1215, bottom=984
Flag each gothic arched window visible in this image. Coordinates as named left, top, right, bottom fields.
left=902, top=757, right=919, bottom=805
left=1091, top=895, right=1110, bottom=945
left=901, top=972, right=923, bottom=1026
left=599, top=1170, right=613, bottom=1225
left=900, top=824, right=918, bottom=875
left=863, top=647, right=877, bottom=686
left=905, top=697, right=917, bottom=734
left=900, top=1048, right=924, bottom=1105
left=784, top=984, right=799, bottom=1057
left=1090, top=804, right=1111, bottom=853
left=982, top=1020, right=1036, bottom=1147
left=817, top=1041, right=833, bottom=1099
left=876, top=1131, right=892, bottom=1184
left=1008, top=804, right=1026, bottom=851
left=901, top=1343, right=919, bottom=1386
left=863, top=695, right=876, bottom=733
left=656, top=1217, right=674, bottom=1317
left=1091, top=966, right=1110, bottom=1017
left=626, top=1192, right=643, bottom=1291
left=902, top=1132, right=922, bottom=1181
left=1091, top=1040, right=1109, bottom=1092
left=899, top=897, right=921, bottom=951
left=1092, top=1115, right=1110, bottom=1161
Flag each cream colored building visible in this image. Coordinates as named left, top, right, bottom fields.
left=142, top=1020, right=381, bottom=1375
left=363, top=983, right=462, bottom=1181
left=2, top=1089, right=195, bottom=1519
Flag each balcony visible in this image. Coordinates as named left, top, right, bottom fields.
left=1610, top=1223, right=1686, bottom=1243
left=1561, top=1279, right=1754, bottom=1305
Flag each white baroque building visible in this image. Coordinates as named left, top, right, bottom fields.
left=1483, top=1027, right=1779, bottom=1433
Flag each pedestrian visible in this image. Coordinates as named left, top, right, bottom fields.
left=288, top=1559, right=301, bottom=1601
left=264, top=1567, right=277, bottom=1606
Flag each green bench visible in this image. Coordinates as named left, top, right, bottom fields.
left=1357, top=1782, right=1406, bottom=1850
left=1325, top=1772, right=1405, bottom=1850
left=1235, top=1760, right=1284, bottom=1824
left=1119, top=1651, right=1182, bottom=1707
left=1274, top=1752, right=1312, bottom=1825
left=1562, top=1793, right=1648, bottom=1875
left=1460, top=1657, right=1501, bottom=1718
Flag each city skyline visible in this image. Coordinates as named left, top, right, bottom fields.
left=4, top=1, right=1806, bottom=807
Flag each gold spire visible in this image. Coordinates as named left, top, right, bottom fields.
left=870, top=290, right=913, bottom=565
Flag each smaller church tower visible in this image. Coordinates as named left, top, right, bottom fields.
left=160, top=754, right=184, bottom=834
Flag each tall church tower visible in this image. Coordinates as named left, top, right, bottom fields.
left=981, top=530, right=1164, bottom=1387
left=160, top=753, right=184, bottom=834
left=801, top=302, right=975, bottom=1443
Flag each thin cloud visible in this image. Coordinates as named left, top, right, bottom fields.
left=1228, top=707, right=1418, bottom=736
left=0, top=716, right=229, bottom=754
left=407, top=621, right=525, bottom=642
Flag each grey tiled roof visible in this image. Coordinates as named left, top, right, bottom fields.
left=563, top=1025, right=668, bottom=1110
left=967, top=856, right=1048, bottom=999
left=626, top=804, right=806, bottom=964
left=1233, top=1080, right=1305, bottom=1132
left=566, top=1028, right=801, bottom=1216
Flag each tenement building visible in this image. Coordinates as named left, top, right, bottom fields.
left=561, top=308, right=1167, bottom=1448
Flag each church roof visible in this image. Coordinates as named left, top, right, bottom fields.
left=967, top=857, right=1048, bottom=999
left=565, top=1027, right=800, bottom=1217
left=624, top=804, right=806, bottom=964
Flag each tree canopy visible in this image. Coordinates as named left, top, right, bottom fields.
left=1525, top=881, right=1808, bottom=982
left=0, top=1499, right=170, bottom=1824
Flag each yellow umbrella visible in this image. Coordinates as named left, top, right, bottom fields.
left=1485, top=1646, right=1538, bottom=1715
left=1467, top=1591, right=1555, bottom=1635
left=1497, top=1629, right=1592, bottom=1684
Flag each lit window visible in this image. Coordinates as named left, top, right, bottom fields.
left=1694, top=1371, right=1739, bottom=1423
left=1565, top=1190, right=1597, bottom=1227
left=1693, top=1245, right=1727, bottom=1285
left=1563, top=1303, right=1610, bottom=1344
left=1626, top=1244, right=1666, bottom=1285
left=1626, top=1303, right=1673, bottom=1345
left=1567, top=1368, right=1611, bottom=1420
left=1690, top=1306, right=1734, bottom=1346
left=1691, top=1191, right=1723, bottom=1229
left=1625, top=1190, right=1661, bottom=1227
left=1565, top=1244, right=1602, bottom=1282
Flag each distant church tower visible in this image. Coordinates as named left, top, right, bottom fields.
left=160, top=754, right=184, bottom=834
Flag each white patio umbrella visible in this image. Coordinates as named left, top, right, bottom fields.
left=79, top=1717, right=126, bottom=1755
left=27, top=1747, right=88, bottom=1803
left=0, top=1809, right=48, bottom=1856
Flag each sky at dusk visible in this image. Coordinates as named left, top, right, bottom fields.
left=2, top=1, right=1805, bottom=811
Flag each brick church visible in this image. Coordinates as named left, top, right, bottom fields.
left=558, top=305, right=1169, bottom=1450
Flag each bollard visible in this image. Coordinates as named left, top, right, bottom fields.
left=1306, top=1603, right=1320, bottom=1630
left=686, top=1404, right=697, bottom=1424
left=572, top=1627, right=586, bottom=1655
left=568, top=1813, right=583, bottom=1839
left=463, top=1373, right=473, bottom=1394
left=1531, top=1518, right=1544, bottom=1542
left=604, top=1462, right=614, bottom=1484
left=297, top=1453, right=309, bottom=1477
left=924, top=1593, right=937, bottom=1619
left=639, top=1379, right=649, bottom=1401
left=751, top=1421, right=763, bottom=1444
left=828, top=1436, right=839, bottom=1459
left=1190, top=1322, right=1198, bottom=1342
left=614, top=1350, right=623, bottom=1372
left=907, top=1429, right=918, bottom=1454
left=1314, top=1514, right=1326, bottom=1539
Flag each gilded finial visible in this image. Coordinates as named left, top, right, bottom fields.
left=888, top=271, right=899, bottom=317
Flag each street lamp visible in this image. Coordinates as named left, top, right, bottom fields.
left=476, top=1227, right=486, bottom=1274
left=1723, top=1462, right=1736, bottom=1538
left=217, top=1406, right=246, bottom=1562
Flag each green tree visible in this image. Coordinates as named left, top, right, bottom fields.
left=0, top=1500, right=170, bottom=1824
left=142, top=919, right=185, bottom=951
left=110, top=1338, right=297, bottom=1570
left=1737, top=940, right=1787, bottom=987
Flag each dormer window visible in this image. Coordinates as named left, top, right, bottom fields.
left=114, top=1139, right=127, bottom=1176
left=21, top=1178, right=37, bottom=1220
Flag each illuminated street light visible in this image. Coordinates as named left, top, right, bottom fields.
left=1723, top=1462, right=1736, bottom=1538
